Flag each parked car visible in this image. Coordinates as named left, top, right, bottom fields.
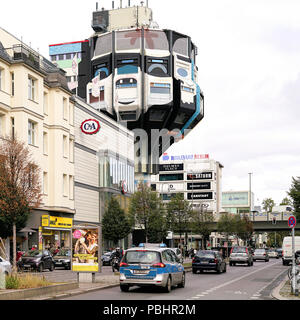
left=192, top=250, right=226, bottom=274
left=170, top=248, right=183, bottom=263
left=101, top=252, right=113, bottom=266
left=229, top=246, right=253, bottom=266
left=53, top=249, right=71, bottom=269
left=17, top=250, right=55, bottom=272
left=253, top=248, right=269, bottom=262
left=119, top=243, right=185, bottom=293
left=267, top=248, right=279, bottom=259
left=276, top=248, right=283, bottom=258
left=0, top=256, right=12, bottom=275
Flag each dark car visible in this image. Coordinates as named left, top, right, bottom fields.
left=101, top=252, right=113, bottom=266
left=276, top=248, right=283, bottom=258
left=229, top=246, right=253, bottom=266
left=17, top=250, right=55, bottom=272
left=192, top=250, right=227, bottom=274
left=53, top=249, right=71, bottom=270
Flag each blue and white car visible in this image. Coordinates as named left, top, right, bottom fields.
left=119, top=243, right=185, bottom=293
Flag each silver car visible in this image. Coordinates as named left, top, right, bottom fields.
left=268, top=249, right=279, bottom=259
left=0, top=256, right=12, bottom=275
left=253, top=248, right=269, bottom=262
left=229, top=246, right=254, bottom=266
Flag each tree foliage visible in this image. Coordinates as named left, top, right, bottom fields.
left=288, top=177, right=300, bottom=220
left=166, top=193, right=193, bottom=245
left=0, top=137, right=42, bottom=270
left=280, top=197, right=292, bottom=206
left=262, top=198, right=275, bottom=212
left=129, top=182, right=166, bottom=243
left=191, top=208, right=214, bottom=249
left=102, top=197, right=131, bottom=245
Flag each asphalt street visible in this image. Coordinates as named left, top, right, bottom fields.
left=60, top=259, right=287, bottom=300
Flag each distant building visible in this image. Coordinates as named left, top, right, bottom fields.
left=222, top=191, right=254, bottom=215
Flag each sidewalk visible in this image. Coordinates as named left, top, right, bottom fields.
left=272, top=275, right=300, bottom=300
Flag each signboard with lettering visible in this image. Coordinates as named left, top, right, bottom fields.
left=162, top=153, right=209, bottom=161
left=161, top=183, right=184, bottom=192
left=187, top=172, right=213, bottom=180
left=80, top=119, right=101, bottom=135
left=187, top=192, right=213, bottom=200
left=42, top=215, right=73, bottom=229
left=159, top=163, right=184, bottom=172
left=187, top=182, right=211, bottom=190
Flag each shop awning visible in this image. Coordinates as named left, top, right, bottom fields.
left=18, top=227, right=37, bottom=233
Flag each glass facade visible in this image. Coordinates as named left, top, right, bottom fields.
left=99, top=154, right=134, bottom=193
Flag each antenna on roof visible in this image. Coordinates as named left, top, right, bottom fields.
left=96, top=2, right=98, bottom=10
left=146, top=0, right=148, bottom=7
left=120, top=0, right=122, bottom=8
left=112, top=1, right=114, bottom=9
left=128, top=0, right=130, bottom=6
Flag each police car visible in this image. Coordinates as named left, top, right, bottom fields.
left=119, top=243, right=185, bottom=293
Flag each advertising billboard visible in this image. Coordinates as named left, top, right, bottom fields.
left=187, top=172, right=213, bottom=180
left=222, top=192, right=249, bottom=206
left=72, top=226, right=99, bottom=272
left=187, top=192, right=213, bottom=200
left=159, top=163, right=184, bottom=172
left=187, top=182, right=211, bottom=190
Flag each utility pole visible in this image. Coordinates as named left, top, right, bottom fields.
left=248, top=173, right=253, bottom=214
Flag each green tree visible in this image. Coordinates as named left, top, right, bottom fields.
left=280, top=197, right=292, bottom=206
left=235, top=215, right=254, bottom=246
left=288, top=177, right=300, bottom=220
left=102, top=197, right=131, bottom=246
left=262, top=198, right=275, bottom=212
left=166, top=193, right=193, bottom=247
left=129, top=182, right=166, bottom=243
left=217, top=213, right=236, bottom=257
left=191, top=208, right=214, bottom=250
left=0, top=137, right=42, bottom=272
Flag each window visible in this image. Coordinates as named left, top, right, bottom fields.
left=144, top=30, right=169, bottom=51
left=11, top=117, right=15, bottom=139
left=69, top=103, right=74, bottom=125
left=63, top=135, right=68, bottom=158
left=65, top=53, right=72, bottom=60
left=69, top=175, right=74, bottom=200
left=28, top=120, right=36, bottom=145
left=63, top=97, right=68, bottom=120
left=63, top=174, right=68, bottom=197
left=11, top=72, right=14, bottom=96
left=43, top=132, right=48, bottom=155
left=147, top=59, right=169, bottom=77
left=28, top=76, right=36, bottom=101
left=51, top=55, right=57, bottom=61
left=69, top=138, right=74, bottom=162
left=116, top=59, right=138, bottom=75
left=94, top=33, right=112, bottom=57
left=58, top=54, right=64, bottom=60
left=0, top=114, right=4, bottom=136
left=173, top=38, right=188, bottom=57
left=116, top=30, right=141, bottom=51
left=43, top=92, right=48, bottom=115
left=159, top=173, right=184, bottom=181
left=43, top=172, right=48, bottom=195
left=0, top=68, right=4, bottom=91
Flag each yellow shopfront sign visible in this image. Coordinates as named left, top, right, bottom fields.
left=41, top=215, right=73, bottom=229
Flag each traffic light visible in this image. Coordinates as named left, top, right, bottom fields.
left=272, top=217, right=276, bottom=225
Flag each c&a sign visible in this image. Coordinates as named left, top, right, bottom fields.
left=80, top=119, right=101, bottom=135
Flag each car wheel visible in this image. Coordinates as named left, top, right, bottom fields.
left=120, top=285, right=129, bottom=292
left=192, top=268, right=197, bottom=274
left=164, top=276, right=172, bottom=293
left=253, top=259, right=256, bottom=262
left=49, top=263, right=55, bottom=271
left=247, top=261, right=251, bottom=266
left=178, top=273, right=185, bottom=288
left=199, top=269, right=204, bottom=274
left=38, top=263, right=44, bottom=272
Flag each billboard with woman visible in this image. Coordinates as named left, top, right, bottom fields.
left=72, top=226, right=99, bottom=272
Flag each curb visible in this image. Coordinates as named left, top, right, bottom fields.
left=271, top=275, right=289, bottom=300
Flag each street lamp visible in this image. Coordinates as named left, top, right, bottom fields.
left=248, top=173, right=253, bottom=214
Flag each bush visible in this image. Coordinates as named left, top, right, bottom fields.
left=5, top=273, right=51, bottom=289
left=5, top=275, right=20, bottom=289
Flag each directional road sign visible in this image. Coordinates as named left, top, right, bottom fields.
left=288, top=215, right=296, bottom=229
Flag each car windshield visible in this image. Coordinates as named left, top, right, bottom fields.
left=197, top=251, right=215, bottom=258
left=24, top=250, right=43, bottom=257
left=232, top=247, right=247, bottom=253
left=55, top=249, right=70, bottom=256
left=124, top=251, right=161, bottom=264
left=254, top=249, right=265, bottom=253
left=104, top=252, right=111, bottom=256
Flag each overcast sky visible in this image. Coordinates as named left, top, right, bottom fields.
left=1, top=0, right=300, bottom=206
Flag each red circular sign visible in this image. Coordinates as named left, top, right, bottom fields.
left=288, top=216, right=296, bottom=229
left=80, top=119, right=101, bottom=135
left=73, top=230, right=82, bottom=239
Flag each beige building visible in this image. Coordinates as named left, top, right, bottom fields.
left=0, top=27, right=75, bottom=251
